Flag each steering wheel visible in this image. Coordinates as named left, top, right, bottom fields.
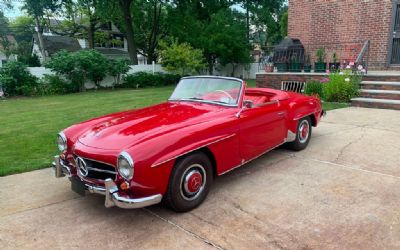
left=214, top=90, right=234, bottom=102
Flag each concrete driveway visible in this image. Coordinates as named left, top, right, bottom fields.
left=1, top=107, right=399, bottom=250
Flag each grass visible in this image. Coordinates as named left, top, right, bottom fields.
left=0, top=86, right=175, bottom=176
left=322, top=102, right=349, bottom=111
left=0, top=85, right=348, bottom=176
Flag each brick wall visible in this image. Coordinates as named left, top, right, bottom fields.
left=288, top=0, right=394, bottom=69
left=256, top=73, right=326, bottom=89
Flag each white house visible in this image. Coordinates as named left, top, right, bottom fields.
left=33, top=21, right=147, bottom=64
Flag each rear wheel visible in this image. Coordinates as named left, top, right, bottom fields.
left=165, top=152, right=213, bottom=212
left=287, top=116, right=312, bottom=151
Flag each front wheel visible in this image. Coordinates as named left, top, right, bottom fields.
left=164, top=152, right=213, bottom=212
left=287, top=116, right=312, bottom=151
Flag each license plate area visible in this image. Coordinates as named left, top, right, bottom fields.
left=71, top=176, right=86, bottom=196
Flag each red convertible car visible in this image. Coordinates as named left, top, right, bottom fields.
left=53, top=76, right=324, bottom=212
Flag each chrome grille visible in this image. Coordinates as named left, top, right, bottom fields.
left=74, top=155, right=116, bottom=180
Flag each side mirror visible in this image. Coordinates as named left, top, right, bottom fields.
left=243, top=100, right=254, bottom=109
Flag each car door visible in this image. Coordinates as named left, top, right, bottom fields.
left=238, top=101, right=287, bottom=161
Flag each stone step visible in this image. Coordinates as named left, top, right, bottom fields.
left=359, top=89, right=400, bottom=100
left=360, top=81, right=400, bottom=91
left=351, top=97, right=400, bottom=110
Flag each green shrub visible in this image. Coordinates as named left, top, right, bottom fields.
left=323, top=71, right=360, bottom=102
left=305, top=80, right=324, bottom=99
left=108, top=59, right=130, bottom=88
left=37, top=75, right=74, bottom=95
left=0, top=61, right=38, bottom=96
left=121, top=72, right=181, bottom=88
left=45, top=49, right=110, bottom=90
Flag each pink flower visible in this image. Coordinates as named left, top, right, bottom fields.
left=320, top=78, right=329, bottom=83
left=326, top=70, right=330, bottom=74
left=349, top=61, right=355, bottom=66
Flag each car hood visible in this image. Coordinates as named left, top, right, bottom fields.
left=77, top=101, right=228, bottom=150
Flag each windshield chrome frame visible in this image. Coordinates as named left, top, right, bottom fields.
left=168, top=76, right=245, bottom=108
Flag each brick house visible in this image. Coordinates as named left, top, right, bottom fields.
left=288, top=0, right=400, bottom=70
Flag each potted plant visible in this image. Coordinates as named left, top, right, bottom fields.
left=265, top=62, right=274, bottom=72
left=303, top=54, right=312, bottom=72
left=289, top=55, right=302, bottom=72
left=314, top=47, right=326, bottom=73
left=275, top=56, right=288, bottom=72
left=329, top=52, right=340, bottom=72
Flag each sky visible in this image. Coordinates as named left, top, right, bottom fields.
left=3, top=1, right=24, bottom=19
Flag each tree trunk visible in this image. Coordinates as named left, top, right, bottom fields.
left=34, top=17, right=46, bottom=62
left=88, top=21, right=95, bottom=49
left=246, top=1, right=250, bottom=42
left=119, top=0, right=138, bottom=65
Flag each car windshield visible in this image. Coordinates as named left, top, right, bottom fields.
left=169, top=77, right=242, bottom=106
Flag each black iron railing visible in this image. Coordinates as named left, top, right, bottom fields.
left=258, top=41, right=369, bottom=73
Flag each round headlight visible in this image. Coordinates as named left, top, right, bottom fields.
left=117, top=151, right=134, bottom=180
left=57, top=132, right=67, bottom=152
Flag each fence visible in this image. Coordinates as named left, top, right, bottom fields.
left=25, top=63, right=260, bottom=89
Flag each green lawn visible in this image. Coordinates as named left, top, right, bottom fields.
left=0, top=87, right=175, bottom=176
left=0, top=86, right=348, bottom=176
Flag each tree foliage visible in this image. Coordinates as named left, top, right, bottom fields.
left=159, top=40, right=205, bottom=75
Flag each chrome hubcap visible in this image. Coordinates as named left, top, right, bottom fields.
left=298, top=120, right=310, bottom=144
left=180, top=164, right=206, bottom=201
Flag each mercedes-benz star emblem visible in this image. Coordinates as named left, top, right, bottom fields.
left=77, top=157, right=88, bottom=177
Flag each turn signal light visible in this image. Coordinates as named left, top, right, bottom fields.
left=120, top=181, right=130, bottom=190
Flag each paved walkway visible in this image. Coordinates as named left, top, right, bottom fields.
left=1, top=107, right=399, bottom=249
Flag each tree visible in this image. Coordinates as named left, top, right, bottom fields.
left=96, top=0, right=139, bottom=64
left=9, top=16, right=35, bottom=42
left=22, top=0, right=60, bottom=61
left=210, top=10, right=252, bottom=76
left=168, top=0, right=236, bottom=74
left=132, top=0, right=168, bottom=64
left=0, top=11, right=14, bottom=60
left=159, top=40, right=205, bottom=75
left=280, top=9, right=288, bottom=38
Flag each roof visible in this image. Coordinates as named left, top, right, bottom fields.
left=0, top=35, right=17, bottom=50
left=33, top=34, right=81, bottom=55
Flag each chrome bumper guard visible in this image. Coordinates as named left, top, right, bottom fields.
left=52, top=156, right=162, bottom=209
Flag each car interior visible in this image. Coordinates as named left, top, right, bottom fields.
left=244, top=88, right=289, bottom=107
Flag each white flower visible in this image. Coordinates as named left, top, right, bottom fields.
left=339, top=72, right=344, bottom=75
left=345, top=78, right=350, bottom=82
left=346, top=65, right=351, bottom=69
left=358, top=65, right=363, bottom=70
left=361, top=69, right=366, bottom=73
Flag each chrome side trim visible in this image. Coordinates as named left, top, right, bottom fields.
left=151, top=133, right=237, bottom=168
left=104, top=179, right=162, bottom=209
left=219, top=140, right=286, bottom=176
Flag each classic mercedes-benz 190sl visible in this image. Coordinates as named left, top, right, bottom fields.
left=53, top=76, right=325, bottom=212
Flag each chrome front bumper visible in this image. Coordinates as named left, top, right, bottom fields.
left=52, top=156, right=162, bottom=209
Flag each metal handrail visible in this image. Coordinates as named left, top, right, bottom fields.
left=355, top=40, right=370, bottom=74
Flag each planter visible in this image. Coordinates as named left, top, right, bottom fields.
left=265, top=65, right=274, bottom=72
left=303, top=65, right=312, bottom=73
left=289, top=63, right=302, bottom=72
left=314, top=62, right=327, bottom=73
left=275, top=63, right=288, bottom=72
left=329, top=63, right=340, bottom=72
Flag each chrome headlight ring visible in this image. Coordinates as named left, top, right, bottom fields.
left=117, top=151, right=134, bottom=181
left=57, top=132, right=67, bottom=152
